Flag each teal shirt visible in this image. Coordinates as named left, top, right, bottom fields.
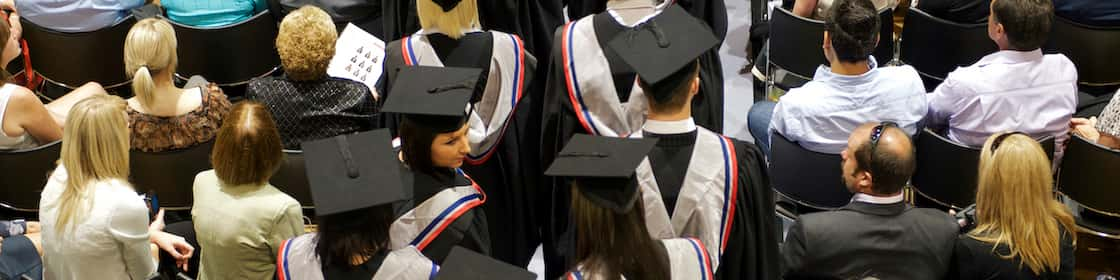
left=162, top=0, right=267, bottom=27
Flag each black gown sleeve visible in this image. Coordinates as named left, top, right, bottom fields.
left=676, top=0, right=729, bottom=133
left=540, top=26, right=583, bottom=280
left=381, top=0, right=419, bottom=42
left=377, top=39, right=406, bottom=136
left=419, top=209, right=492, bottom=264
left=716, top=140, right=781, bottom=280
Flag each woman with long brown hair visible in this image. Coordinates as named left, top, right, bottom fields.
left=547, top=135, right=713, bottom=280
left=950, top=132, right=1077, bottom=279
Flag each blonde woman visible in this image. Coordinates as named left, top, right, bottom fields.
left=378, top=0, right=538, bottom=266
left=245, top=6, right=376, bottom=150
left=124, top=18, right=231, bottom=152
left=38, top=95, right=194, bottom=280
left=950, top=132, right=1077, bottom=279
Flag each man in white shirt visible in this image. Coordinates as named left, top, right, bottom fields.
left=3, top=0, right=147, bottom=33
left=926, top=0, right=1077, bottom=147
left=747, top=0, right=927, bottom=155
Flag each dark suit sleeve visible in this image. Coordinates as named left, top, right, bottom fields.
left=716, top=141, right=781, bottom=280
left=781, top=218, right=810, bottom=276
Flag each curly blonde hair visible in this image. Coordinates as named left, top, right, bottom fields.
left=276, top=6, right=337, bottom=81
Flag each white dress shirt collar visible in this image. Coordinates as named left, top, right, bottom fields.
left=852, top=192, right=905, bottom=204
left=642, top=118, right=697, bottom=135
left=974, top=49, right=1044, bottom=67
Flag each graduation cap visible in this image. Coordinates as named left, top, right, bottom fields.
left=302, top=129, right=409, bottom=216
left=433, top=246, right=536, bottom=280
left=383, top=66, right=484, bottom=132
left=544, top=134, right=658, bottom=213
left=607, top=5, right=720, bottom=104
left=432, top=0, right=464, bottom=12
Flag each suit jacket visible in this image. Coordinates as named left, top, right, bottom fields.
left=781, top=201, right=958, bottom=280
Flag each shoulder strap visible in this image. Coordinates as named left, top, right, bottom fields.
left=277, top=234, right=324, bottom=280
left=663, top=128, right=740, bottom=270
left=560, top=17, right=648, bottom=137
left=662, top=238, right=714, bottom=280
left=373, top=246, right=440, bottom=280
left=390, top=171, right=485, bottom=251
left=465, top=32, right=527, bottom=164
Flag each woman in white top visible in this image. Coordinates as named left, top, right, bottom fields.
left=38, top=95, right=194, bottom=280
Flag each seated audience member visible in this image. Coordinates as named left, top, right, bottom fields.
left=10, top=0, right=148, bottom=32
left=791, top=0, right=898, bottom=19
left=0, top=222, right=42, bottom=280
left=277, top=129, right=437, bottom=279
left=748, top=0, right=927, bottom=154
left=546, top=135, right=715, bottom=280
left=950, top=132, right=1076, bottom=279
left=191, top=101, right=303, bottom=280
left=39, top=95, right=194, bottom=279
left=915, top=0, right=992, bottom=24
left=1071, top=93, right=1120, bottom=149
left=123, top=18, right=232, bottom=152
left=927, top=0, right=1076, bottom=148
left=1052, top=0, right=1120, bottom=26
left=160, top=0, right=267, bottom=27
left=782, top=122, right=958, bottom=279
left=246, top=6, right=376, bottom=150
left=0, top=11, right=106, bottom=150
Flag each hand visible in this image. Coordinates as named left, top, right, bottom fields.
left=148, top=208, right=165, bottom=233
left=150, top=231, right=193, bottom=272
left=1071, top=117, right=1101, bottom=142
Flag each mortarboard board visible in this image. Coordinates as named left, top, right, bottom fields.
left=544, top=134, right=657, bottom=213
left=432, top=0, right=464, bottom=12
left=433, top=246, right=537, bottom=280
left=302, top=129, right=409, bottom=216
left=383, top=66, right=483, bottom=133
left=607, top=5, right=720, bottom=104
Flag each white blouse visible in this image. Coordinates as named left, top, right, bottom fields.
left=39, top=165, right=157, bottom=280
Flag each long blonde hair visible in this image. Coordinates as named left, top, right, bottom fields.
left=417, top=0, right=480, bottom=39
left=55, top=95, right=131, bottom=233
left=971, top=133, right=1076, bottom=275
left=124, top=18, right=178, bottom=109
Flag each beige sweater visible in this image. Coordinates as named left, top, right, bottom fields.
left=191, top=170, right=304, bottom=280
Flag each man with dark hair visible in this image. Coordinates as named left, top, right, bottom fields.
left=747, top=0, right=926, bottom=155
left=927, top=0, right=1076, bottom=151
left=781, top=122, right=958, bottom=280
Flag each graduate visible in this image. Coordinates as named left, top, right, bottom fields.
left=277, top=129, right=438, bottom=280
left=378, top=0, right=543, bottom=267
left=608, top=10, right=781, bottom=280
left=561, top=0, right=728, bottom=132
left=547, top=135, right=716, bottom=280
left=432, top=246, right=536, bottom=280
left=539, top=4, right=725, bottom=278
left=381, top=67, right=492, bottom=264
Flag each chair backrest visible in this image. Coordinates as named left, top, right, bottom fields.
left=0, top=141, right=62, bottom=211
left=270, top=150, right=312, bottom=208
left=899, top=8, right=997, bottom=92
left=913, top=129, right=1057, bottom=209
left=1059, top=134, right=1120, bottom=215
left=770, top=132, right=852, bottom=210
left=769, top=8, right=894, bottom=90
left=1044, top=15, right=1120, bottom=87
left=169, top=11, right=281, bottom=86
left=129, top=141, right=215, bottom=209
left=21, top=16, right=136, bottom=91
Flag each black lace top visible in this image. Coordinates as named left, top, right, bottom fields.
left=247, top=76, right=378, bottom=150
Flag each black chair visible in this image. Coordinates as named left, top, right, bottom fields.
left=21, top=16, right=136, bottom=97
left=168, top=11, right=281, bottom=87
left=270, top=150, right=313, bottom=208
left=770, top=132, right=852, bottom=212
left=899, top=8, right=997, bottom=92
left=1044, top=15, right=1120, bottom=93
left=1058, top=134, right=1120, bottom=238
left=913, top=129, right=1056, bottom=210
left=769, top=8, right=894, bottom=90
left=129, top=142, right=215, bottom=209
left=0, top=141, right=62, bottom=211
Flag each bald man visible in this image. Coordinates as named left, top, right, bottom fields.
left=780, top=122, right=958, bottom=280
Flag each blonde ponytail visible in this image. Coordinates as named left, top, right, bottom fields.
left=55, top=95, right=131, bottom=233
left=417, top=0, right=480, bottom=39
left=123, top=18, right=177, bottom=108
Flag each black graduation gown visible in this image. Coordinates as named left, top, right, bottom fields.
left=381, top=0, right=419, bottom=41
left=380, top=32, right=544, bottom=268
left=645, top=131, right=782, bottom=280
left=563, top=0, right=728, bottom=133
left=401, top=166, right=492, bottom=264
